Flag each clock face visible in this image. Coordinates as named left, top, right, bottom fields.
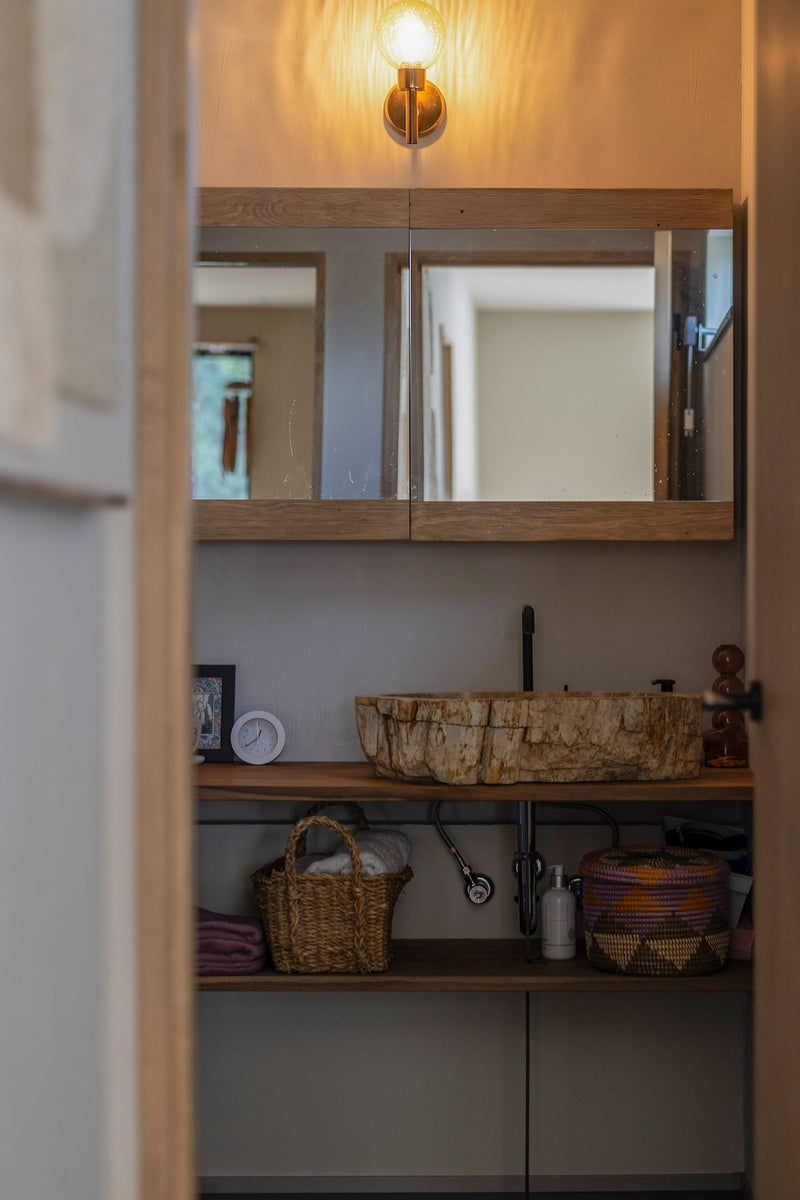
left=230, top=711, right=286, bottom=765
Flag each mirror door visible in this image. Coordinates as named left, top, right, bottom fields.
left=407, top=188, right=735, bottom=540
left=195, top=189, right=410, bottom=539
left=193, top=254, right=323, bottom=501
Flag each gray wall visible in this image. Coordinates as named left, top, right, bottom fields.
left=0, top=504, right=137, bottom=1200
left=194, top=540, right=745, bottom=748
left=194, top=535, right=748, bottom=1188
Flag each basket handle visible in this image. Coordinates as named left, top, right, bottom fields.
left=293, top=800, right=369, bottom=859
left=284, top=814, right=368, bottom=971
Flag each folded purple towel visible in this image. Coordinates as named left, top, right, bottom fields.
left=195, top=908, right=267, bottom=975
left=196, top=906, right=264, bottom=945
left=197, top=950, right=267, bottom=977
left=196, top=932, right=266, bottom=959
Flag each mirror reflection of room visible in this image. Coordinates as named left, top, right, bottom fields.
left=192, top=211, right=733, bottom=521
left=195, top=224, right=409, bottom=502
left=419, top=260, right=657, bottom=502
left=192, top=260, right=320, bottom=500
left=412, top=228, right=733, bottom=504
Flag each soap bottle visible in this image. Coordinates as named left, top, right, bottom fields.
left=541, top=864, right=576, bottom=960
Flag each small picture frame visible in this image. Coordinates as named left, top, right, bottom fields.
left=192, top=664, right=236, bottom=763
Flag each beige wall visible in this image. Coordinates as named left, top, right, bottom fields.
left=198, top=0, right=741, bottom=192
left=476, top=310, right=655, bottom=501
left=194, top=0, right=745, bottom=1190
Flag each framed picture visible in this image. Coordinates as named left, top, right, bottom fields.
left=192, top=664, right=236, bottom=763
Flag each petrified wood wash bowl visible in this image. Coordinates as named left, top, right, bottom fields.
left=355, top=692, right=703, bottom=785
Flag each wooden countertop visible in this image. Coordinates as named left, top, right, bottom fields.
left=195, top=761, right=754, bottom=804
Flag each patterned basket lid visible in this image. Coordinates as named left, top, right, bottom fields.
left=580, top=845, right=729, bottom=886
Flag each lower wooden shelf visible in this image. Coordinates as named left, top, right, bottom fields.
left=196, top=939, right=752, bottom=993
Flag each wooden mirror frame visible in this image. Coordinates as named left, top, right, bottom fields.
left=196, top=187, right=735, bottom=542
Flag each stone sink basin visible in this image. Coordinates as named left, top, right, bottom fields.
left=354, top=692, right=703, bottom=785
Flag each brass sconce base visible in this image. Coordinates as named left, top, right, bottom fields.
left=384, top=81, right=445, bottom=142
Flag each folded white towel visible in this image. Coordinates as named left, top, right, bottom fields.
left=290, top=852, right=327, bottom=875
left=302, top=830, right=411, bottom=877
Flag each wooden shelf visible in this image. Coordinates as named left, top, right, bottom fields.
left=194, top=499, right=410, bottom=541
left=195, top=761, right=753, bottom=804
left=410, top=500, right=734, bottom=542
left=197, top=939, right=752, bottom=993
left=196, top=769, right=752, bottom=996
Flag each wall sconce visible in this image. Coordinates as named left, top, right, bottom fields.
left=376, top=0, right=446, bottom=145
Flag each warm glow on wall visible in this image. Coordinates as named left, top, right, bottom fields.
left=376, top=0, right=446, bottom=144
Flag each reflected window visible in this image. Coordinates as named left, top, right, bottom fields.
left=192, top=348, right=253, bottom=499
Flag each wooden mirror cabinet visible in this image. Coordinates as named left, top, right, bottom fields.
left=195, top=187, right=735, bottom=543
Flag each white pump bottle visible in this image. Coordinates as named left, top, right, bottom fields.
left=541, top=864, right=577, bottom=960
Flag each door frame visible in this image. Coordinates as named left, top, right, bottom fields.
left=137, top=0, right=195, bottom=1197
left=134, top=2, right=800, bottom=1195
left=746, top=1, right=800, bottom=1195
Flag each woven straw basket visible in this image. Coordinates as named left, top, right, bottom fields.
left=580, top=845, right=730, bottom=977
left=251, top=801, right=412, bottom=974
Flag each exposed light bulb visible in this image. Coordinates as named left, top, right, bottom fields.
left=376, top=0, right=446, bottom=70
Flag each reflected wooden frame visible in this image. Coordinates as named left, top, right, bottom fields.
left=381, top=251, right=409, bottom=501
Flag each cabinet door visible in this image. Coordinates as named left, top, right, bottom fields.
left=748, top=3, right=800, bottom=1196
left=194, top=189, right=410, bottom=541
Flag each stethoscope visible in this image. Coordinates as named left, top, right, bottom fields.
left=432, top=801, right=495, bottom=904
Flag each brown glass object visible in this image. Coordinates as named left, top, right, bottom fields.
left=221, top=381, right=251, bottom=475
left=704, top=643, right=749, bottom=768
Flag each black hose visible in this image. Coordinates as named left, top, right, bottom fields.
left=432, top=800, right=472, bottom=874
left=539, top=801, right=619, bottom=846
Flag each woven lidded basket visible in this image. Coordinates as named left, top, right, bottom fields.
left=580, top=845, right=730, bottom=977
left=251, top=801, right=412, bottom=974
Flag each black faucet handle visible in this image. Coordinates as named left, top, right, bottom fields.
left=703, top=682, right=762, bottom=722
